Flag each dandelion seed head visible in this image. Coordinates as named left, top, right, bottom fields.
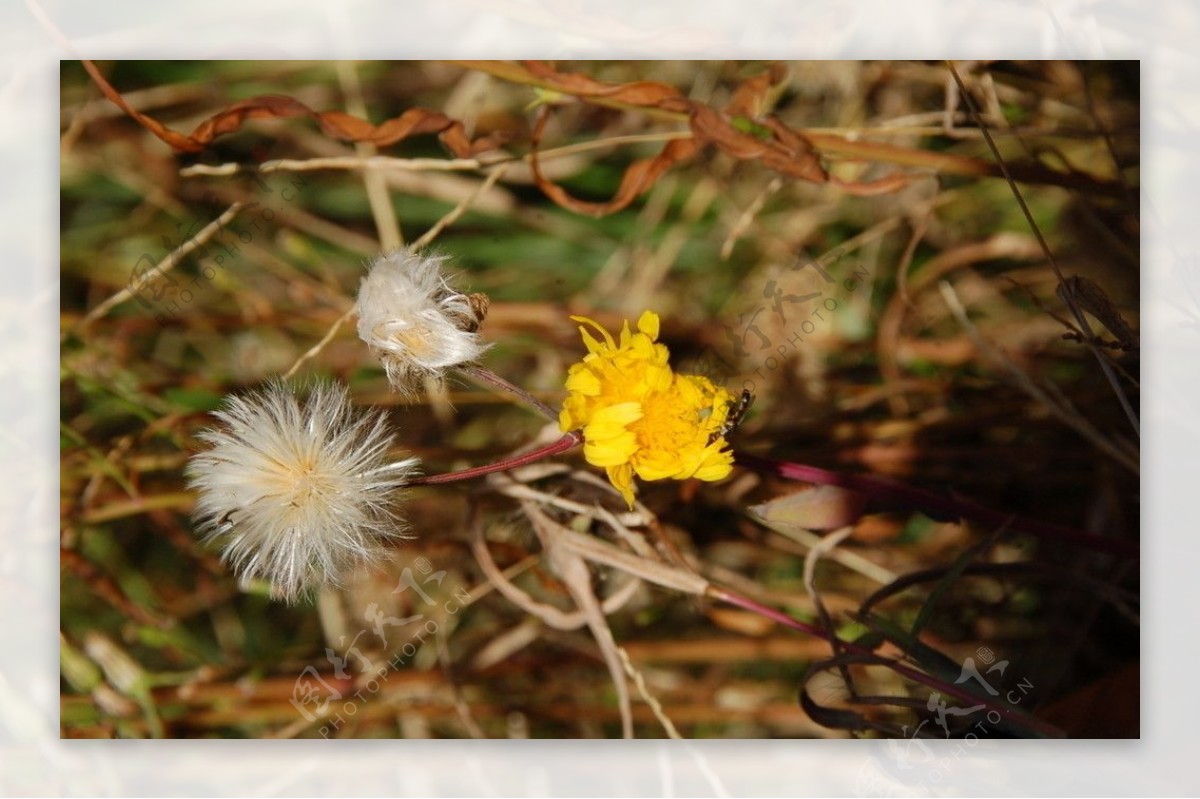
left=186, top=380, right=419, bottom=603
left=355, top=248, right=490, bottom=396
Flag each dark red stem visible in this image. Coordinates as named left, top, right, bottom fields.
left=734, top=451, right=1137, bottom=559
left=406, top=432, right=581, bottom=486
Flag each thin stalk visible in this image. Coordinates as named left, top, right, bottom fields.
left=706, top=584, right=825, bottom=638
left=406, top=432, right=581, bottom=486
left=457, top=363, right=559, bottom=422
left=946, top=61, right=1139, bottom=440
left=734, top=451, right=1137, bottom=560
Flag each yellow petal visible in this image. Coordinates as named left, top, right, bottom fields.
left=585, top=431, right=638, bottom=466
left=579, top=327, right=605, bottom=356
left=654, top=366, right=674, bottom=392
left=630, top=333, right=660, bottom=363
left=606, top=464, right=637, bottom=509
left=674, top=374, right=701, bottom=405
left=636, top=310, right=660, bottom=340
left=586, top=401, right=643, bottom=438
left=633, top=453, right=682, bottom=481
left=572, top=315, right=615, bottom=350
left=565, top=366, right=602, bottom=396
left=693, top=447, right=734, bottom=482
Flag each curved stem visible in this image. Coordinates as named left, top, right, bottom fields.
left=734, top=450, right=1137, bottom=560
left=406, top=432, right=581, bottom=486
left=708, top=584, right=1063, bottom=737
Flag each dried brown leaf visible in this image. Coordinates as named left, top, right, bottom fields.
left=519, top=60, right=692, bottom=111
left=530, top=107, right=700, bottom=217
left=519, top=60, right=912, bottom=216
left=81, top=60, right=503, bottom=157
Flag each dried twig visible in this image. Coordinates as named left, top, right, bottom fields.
left=75, top=202, right=246, bottom=332
left=281, top=308, right=355, bottom=379
left=336, top=61, right=402, bottom=251
left=412, top=165, right=509, bottom=250
left=468, top=516, right=641, bottom=631
left=617, top=646, right=682, bottom=739
left=938, top=281, right=1138, bottom=474
left=946, top=60, right=1139, bottom=439
left=521, top=500, right=635, bottom=739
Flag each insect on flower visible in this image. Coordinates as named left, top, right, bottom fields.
left=708, top=389, right=755, bottom=446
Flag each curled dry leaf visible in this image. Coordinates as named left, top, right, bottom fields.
left=81, top=60, right=505, bottom=157
left=522, top=59, right=908, bottom=217
left=531, top=108, right=701, bottom=218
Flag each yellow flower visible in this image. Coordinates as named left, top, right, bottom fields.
left=559, top=310, right=735, bottom=507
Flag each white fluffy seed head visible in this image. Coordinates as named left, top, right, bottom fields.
left=186, top=380, right=420, bottom=604
left=355, top=248, right=490, bottom=396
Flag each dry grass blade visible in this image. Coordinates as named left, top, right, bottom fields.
left=459, top=60, right=1124, bottom=200
left=938, top=281, right=1138, bottom=473
left=281, top=308, right=355, bottom=379
left=520, top=60, right=911, bottom=216
left=181, top=156, right=489, bottom=177
left=521, top=500, right=635, bottom=738
left=946, top=60, right=1139, bottom=439
left=802, top=526, right=856, bottom=621
left=552, top=524, right=711, bottom=596
left=412, top=166, right=510, bottom=250
left=760, top=518, right=898, bottom=587
left=617, top=646, right=682, bottom=740
left=469, top=519, right=586, bottom=630
left=75, top=202, right=246, bottom=332
left=337, top=61, right=402, bottom=251
left=530, top=105, right=699, bottom=217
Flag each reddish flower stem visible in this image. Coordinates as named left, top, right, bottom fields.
left=734, top=450, right=1137, bottom=559
left=457, top=363, right=559, bottom=422
left=405, top=432, right=582, bottom=486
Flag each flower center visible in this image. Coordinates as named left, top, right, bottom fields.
left=636, top=389, right=698, bottom=453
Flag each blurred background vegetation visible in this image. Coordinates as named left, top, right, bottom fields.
left=60, top=60, right=1139, bottom=739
